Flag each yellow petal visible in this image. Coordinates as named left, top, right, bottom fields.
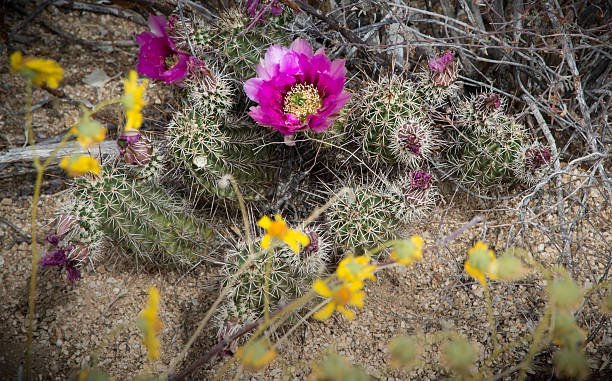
left=283, top=232, right=300, bottom=253
left=337, top=305, right=355, bottom=320
left=465, top=261, right=486, bottom=286
left=350, top=291, right=365, bottom=308
left=314, top=302, right=336, bottom=321
left=296, top=231, right=310, bottom=246
left=10, top=51, right=23, bottom=72
left=257, top=216, right=273, bottom=229
left=313, top=279, right=332, bottom=297
left=260, top=234, right=272, bottom=249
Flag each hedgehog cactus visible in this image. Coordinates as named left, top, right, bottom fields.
left=446, top=94, right=529, bottom=191
left=168, top=107, right=277, bottom=200
left=350, top=74, right=433, bottom=166
left=186, top=8, right=291, bottom=81
left=69, top=159, right=211, bottom=266
left=218, top=232, right=325, bottom=330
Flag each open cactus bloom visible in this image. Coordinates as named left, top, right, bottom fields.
left=244, top=38, right=351, bottom=137
left=136, top=15, right=206, bottom=85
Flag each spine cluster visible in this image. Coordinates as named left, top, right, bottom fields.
left=444, top=93, right=552, bottom=191
left=68, top=155, right=211, bottom=266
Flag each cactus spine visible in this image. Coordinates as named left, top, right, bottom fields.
left=445, top=93, right=529, bottom=191
left=70, top=156, right=211, bottom=266
left=327, top=173, right=437, bottom=254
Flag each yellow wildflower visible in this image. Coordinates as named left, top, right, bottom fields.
left=257, top=214, right=309, bottom=253
left=60, top=155, right=101, bottom=177
left=336, top=255, right=376, bottom=286
left=71, top=116, right=106, bottom=148
left=391, top=236, right=424, bottom=266
left=121, top=70, right=148, bottom=131
left=236, top=339, right=277, bottom=372
left=138, top=287, right=163, bottom=360
left=464, top=241, right=497, bottom=286
left=10, top=51, right=63, bottom=88
left=313, top=280, right=364, bottom=321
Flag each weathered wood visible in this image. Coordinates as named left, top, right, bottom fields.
left=0, top=141, right=118, bottom=165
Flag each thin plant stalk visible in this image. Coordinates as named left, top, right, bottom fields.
left=25, top=96, right=119, bottom=380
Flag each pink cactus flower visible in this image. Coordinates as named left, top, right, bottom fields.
left=136, top=15, right=203, bottom=85
left=244, top=38, right=351, bottom=136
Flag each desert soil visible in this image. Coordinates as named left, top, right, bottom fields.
left=1, top=4, right=611, bottom=381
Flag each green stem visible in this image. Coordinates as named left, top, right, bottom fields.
left=517, top=307, right=551, bottom=381
left=483, top=280, right=499, bottom=349
left=24, top=93, right=120, bottom=380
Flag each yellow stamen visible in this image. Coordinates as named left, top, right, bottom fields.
left=283, top=83, right=322, bottom=123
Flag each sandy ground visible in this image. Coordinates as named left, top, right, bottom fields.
left=1, top=4, right=611, bottom=381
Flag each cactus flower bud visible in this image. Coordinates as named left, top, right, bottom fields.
left=117, top=130, right=152, bottom=166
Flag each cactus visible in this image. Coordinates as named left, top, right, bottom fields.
left=349, top=73, right=442, bottom=167
left=68, top=156, right=211, bottom=266
left=514, top=142, right=553, bottom=185
left=445, top=94, right=529, bottom=191
left=167, top=106, right=278, bottom=200
left=327, top=171, right=438, bottom=254
left=182, top=8, right=291, bottom=82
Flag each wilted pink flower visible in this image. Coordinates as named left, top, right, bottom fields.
left=475, top=93, right=502, bottom=114
left=118, top=130, right=152, bottom=166
left=410, top=170, right=433, bottom=190
left=428, top=50, right=457, bottom=87
left=244, top=38, right=351, bottom=136
left=525, top=145, right=552, bottom=171
left=246, top=0, right=283, bottom=19
left=136, top=15, right=199, bottom=85
left=39, top=248, right=82, bottom=285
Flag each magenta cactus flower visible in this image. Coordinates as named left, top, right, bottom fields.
left=136, top=15, right=204, bottom=85
left=244, top=38, right=351, bottom=136
left=428, top=50, right=457, bottom=87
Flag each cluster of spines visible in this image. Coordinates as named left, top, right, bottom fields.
left=188, top=8, right=290, bottom=81
left=217, top=226, right=330, bottom=331
left=445, top=93, right=551, bottom=191
left=168, top=106, right=277, bottom=200
left=326, top=174, right=437, bottom=255
left=69, top=158, right=211, bottom=266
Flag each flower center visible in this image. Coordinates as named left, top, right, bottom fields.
left=165, top=54, right=180, bottom=69
left=268, top=220, right=289, bottom=237
left=283, top=83, right=322, bottom=123
left=332, top=286, right=351, bottom=305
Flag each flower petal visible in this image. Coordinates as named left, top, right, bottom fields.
left=260, top=234, right=272, bottom=249
left=314, top=302, right=336, bottom=321
left=312, top=279, right=332, bottom=297
left=336, top=305, right=355, bottom=320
